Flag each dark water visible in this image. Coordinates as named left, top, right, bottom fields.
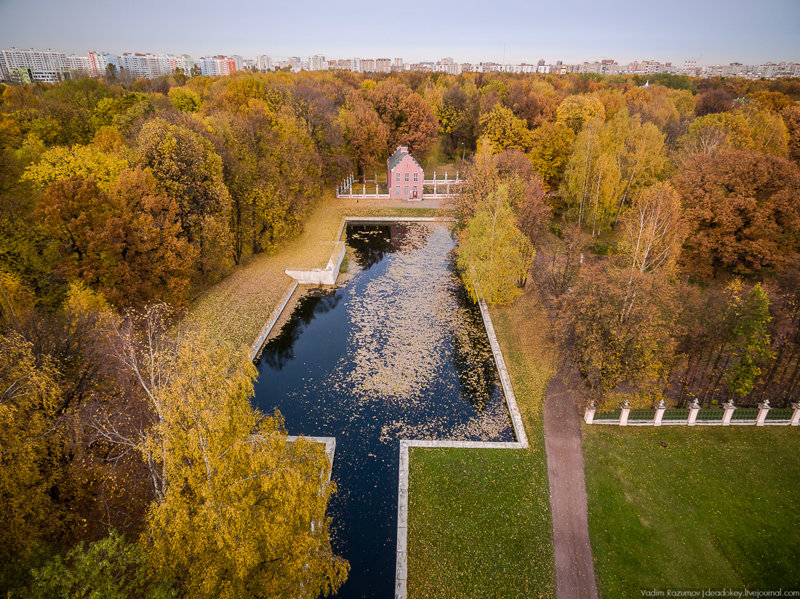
left=251, top=223, right=514, bottom=598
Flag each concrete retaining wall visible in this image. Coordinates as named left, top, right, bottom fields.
left=250, top=281, right=299, bottom=360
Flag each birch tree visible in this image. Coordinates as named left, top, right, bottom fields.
left=457, top=185, right=534, bottom=305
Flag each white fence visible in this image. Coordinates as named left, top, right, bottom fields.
left=584, top=400, right=800, bottom=427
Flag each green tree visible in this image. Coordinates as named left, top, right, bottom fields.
left=727, top=282, right=773, bottom=399
left=457, top=185, right=534, bottom=305
left=30, top=531, right=173, bottom=599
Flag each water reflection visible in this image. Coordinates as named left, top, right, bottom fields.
left=260, top=290, right=342, bottom=371
left=251, top=222, right=513, bottom=599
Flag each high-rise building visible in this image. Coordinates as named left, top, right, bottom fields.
left=311, top=54, right=327, bottom=71
left=256, top=55, right=272, bottom=72
left=0, top=48, right=67, bottom=83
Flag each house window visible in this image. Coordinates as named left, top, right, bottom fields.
left=404, top=186, right=409, bottom=196
left=396, top=172, right=400, bottom=182
left=404, top=173, right=409, bottom=181
left=395, top=186, right=400, bottom=196
left=413, top=172, right=418, bottom=182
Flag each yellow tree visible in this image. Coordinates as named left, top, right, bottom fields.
left=104, top=307, right=348, bottom=598
left=457, top=185, right=534, bottom=305
left=479, top=105, right=533, bottom=153
left=556, top=93, right=605, bottom=133
left=528, top=121, right=575, bottom=191
left=0, top=332, right=61, bottom=567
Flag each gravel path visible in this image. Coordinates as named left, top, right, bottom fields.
left=543, top=371, right=599, bottom=599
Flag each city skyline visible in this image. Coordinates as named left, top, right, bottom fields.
left=0, top=0, right=797, bottom=66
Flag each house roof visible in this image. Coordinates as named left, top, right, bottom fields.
left=388, top=146, right=423, bottom=172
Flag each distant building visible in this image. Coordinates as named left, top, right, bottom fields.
left=198, top=55, right=237, bottom=76
left=311, top=54, right=327, bottom=71
left=0, top=48, right=67, bottom=83
left=387, top=146, right=424, bottom=201
left=256, top=55, right=272, bottom=72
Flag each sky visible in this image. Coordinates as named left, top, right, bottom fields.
left=0, top=0, right=797, bottom=65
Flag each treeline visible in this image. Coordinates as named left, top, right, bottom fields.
left=445, top=71, right=800, bottom=409
left=1, top=69, right=800, bottom=595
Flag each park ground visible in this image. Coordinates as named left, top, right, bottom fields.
left=584, top=425, right=800, bottom=597
left=190, top=194, right=800, bottom=598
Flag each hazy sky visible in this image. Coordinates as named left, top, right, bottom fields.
left=1, top=0, right=797, bottom=64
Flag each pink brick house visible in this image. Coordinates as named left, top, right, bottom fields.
left=387, top=146, right=424, bottom=200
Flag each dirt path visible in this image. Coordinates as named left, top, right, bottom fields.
left=543, top=370, right=599, bottom=599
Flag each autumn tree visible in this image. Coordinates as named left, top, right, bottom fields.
left=135, top=117, right=233, bottom=280
left=457, top=185, right=535, bottom=305
left=528, top=121, right=575, bottom=191
left=619, top=182, right=685, bottom=276
left=558, top=264, right=677, bottom=405
left=479, top=104, right=532, bottom=153
left=781, top=104, right=800, bottom=162
left=102, top=307, right=348, bottom=598
left=556, top=93, right=605, bottom=132
left=396, top=92, right=439, bottom=157
left=437, top=85, right=478, bottom=157
left=678, top=111, right=752, bottom=155
left=22, top=143, right=128, bottom=191
left=674, top=150, right=800, bottom=279
left=695, top=87, right=735, bottom=116
left=338, top=92, right=388, bottom=176
left=0, top=331, right=62, bottom=584
left=563, top=110, right=666, bottom=235
left=38, top=171, right=196, bottom=308
left=495, top=149, right=550, bottom=245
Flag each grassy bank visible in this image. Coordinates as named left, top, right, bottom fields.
left=407, top=287, right=556, bottom=598
left=185, top=191, right=441, bottom=349
left=583, top=425, right=800, bottom=597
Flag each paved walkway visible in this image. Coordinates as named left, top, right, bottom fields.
left=543, top=370, right=599, bottom=599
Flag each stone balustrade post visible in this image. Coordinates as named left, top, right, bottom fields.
left=722, top=400, right=736, bottom=426
left=791, top=402, right=800, bottom=426
left=584, top=401, right=596, bottom=424
left=687, top=399, right=701, bottom=426
left=619, top=400, right=630, bottom=427
left=756, top=400, right=771, bottom=426
left=654, top=399, right=667, bottom=427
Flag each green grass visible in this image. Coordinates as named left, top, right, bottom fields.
left=407, top=288, right=556, bottom=598
left=583, top=425, right=800, bottom=597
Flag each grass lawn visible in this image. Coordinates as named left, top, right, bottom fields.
left=184, top=190, right=441, bottom=349
left=407, top=287, right=556, bottom=598
left=583, top=425, right=800, bottom=597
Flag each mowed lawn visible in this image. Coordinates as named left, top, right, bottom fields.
left=583, top=425, right=800, bottom=597
left=185, top=192, right=441, bottom=349
left=407, top=288, right=556, bottom=598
